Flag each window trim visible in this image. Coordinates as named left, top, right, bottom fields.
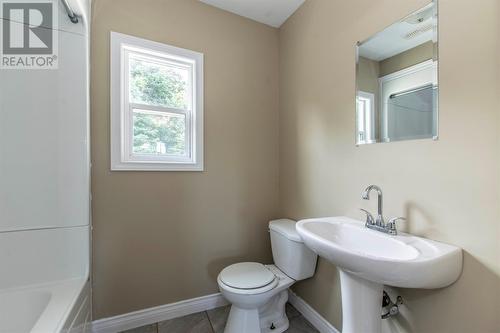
left=356, top=91, right=375, bottom=145
left=110, top=31, right=204, bottom=171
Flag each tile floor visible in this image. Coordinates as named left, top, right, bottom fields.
left=120, top=303, right=319, bottom=333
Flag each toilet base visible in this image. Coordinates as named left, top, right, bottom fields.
left=224, top=290, right=289, bottom=333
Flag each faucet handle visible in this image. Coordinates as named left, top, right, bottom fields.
left=386, top=217, right=406, bottom=235
left=360, top=209, right=375, bottom=226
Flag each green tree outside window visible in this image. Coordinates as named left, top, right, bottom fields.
left=130, top=58, right=188, bottom=156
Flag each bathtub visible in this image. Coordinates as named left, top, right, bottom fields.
left=0, top=225, right=91, bottom=333
left=0, top=0, right=91, bottom=331
left=0, top=278, right=90, bottom=333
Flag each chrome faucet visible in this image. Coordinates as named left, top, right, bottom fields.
left=362, top=185, right=384, bottom=226
left=360, top=185, right=406, bottom=235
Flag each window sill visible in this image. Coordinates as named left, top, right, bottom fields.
left=110, top=161, right=204, bottom=172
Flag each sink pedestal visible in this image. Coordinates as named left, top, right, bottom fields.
left=339, top=270, right=383, bottom=333
left=297, top=217, right=463, bottom=333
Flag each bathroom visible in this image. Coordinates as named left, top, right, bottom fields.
left=0, top=0, right=499, bottom=332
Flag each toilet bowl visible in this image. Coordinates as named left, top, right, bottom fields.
left=217, top=219, right=318, bottom=333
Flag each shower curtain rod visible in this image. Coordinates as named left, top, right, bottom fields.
left=389, top=84, right=436, bottom=99
left=61, top=0, right=79, bottom=24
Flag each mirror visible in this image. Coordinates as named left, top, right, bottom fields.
left=356, top=1, right=438, bottom=145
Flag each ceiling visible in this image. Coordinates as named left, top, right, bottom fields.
left=198, top=0, right=305, bottom=28
left=359, top=3, right=437, bottom=61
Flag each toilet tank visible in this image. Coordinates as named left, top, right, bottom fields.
left=269, top=219, right=317, bottom=280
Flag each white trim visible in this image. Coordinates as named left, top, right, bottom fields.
left=91, top=289, right=339, bottom=333
left=91, top=293, right=227, bottom=333
left=356, top=90, right=376, bottom=145
left=110, top=31, right=204, bottom=171
left=288, top=290, right=340, bottom=333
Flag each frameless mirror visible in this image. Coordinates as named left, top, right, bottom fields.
left=356, top=1, right=438, bottom=145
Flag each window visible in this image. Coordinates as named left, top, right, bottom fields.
left=356, top=91, right=375, bottom=144
left=111, top=32, right=203, bottom=171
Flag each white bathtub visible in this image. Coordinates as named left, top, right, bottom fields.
left=0, top=278, right=90, bottom=333
left=0, top=225, right=91, bottom=333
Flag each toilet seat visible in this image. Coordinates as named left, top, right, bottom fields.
left=218, top=262, right=278, bottom=295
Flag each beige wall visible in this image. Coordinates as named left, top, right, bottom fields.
left=357, top=56, right=380, bottom=94
left=91, top=0, right=500, bottom=331
left=379, top=41, right=434, bottom=77
left=91, top=0, right=279, bottom=319
left=279, top=1, right=500, bottom=333
left=357, top=56, right=381, bottom=140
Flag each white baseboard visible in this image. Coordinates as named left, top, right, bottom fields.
left=91, top=293, right=228, bottom=333
left=288, top=290, right=340, bottom=333
left=92, top=289, right=338, bottom=333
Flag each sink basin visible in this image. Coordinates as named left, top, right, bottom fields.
left=296, top=216, right=462, bottom=288
left=296, top=216, right=463, bottom=333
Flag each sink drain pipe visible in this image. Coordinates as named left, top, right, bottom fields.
left=381, top=291, right=403, bottom=319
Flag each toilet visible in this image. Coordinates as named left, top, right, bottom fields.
left=217, top=219, right=318, bottom=333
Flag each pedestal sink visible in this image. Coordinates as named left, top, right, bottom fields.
left=296, top=216, right=462, bottom=333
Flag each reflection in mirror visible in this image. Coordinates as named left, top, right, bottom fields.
left=356, top=1, right=438, bottom=145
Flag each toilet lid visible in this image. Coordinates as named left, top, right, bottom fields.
left=219, top=262, right=276, bottom=289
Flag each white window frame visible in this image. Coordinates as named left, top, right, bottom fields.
left=356, top=91, right=375, bottom=145
left=110, top=32, right=204, bottom=171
